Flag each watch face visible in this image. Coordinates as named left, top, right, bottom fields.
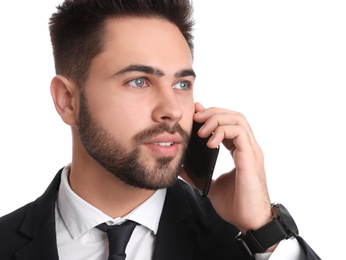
left=278, top=204, right=299, bottom=236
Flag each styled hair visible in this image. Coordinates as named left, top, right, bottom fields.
left=49, top=0, right=194, bottom=88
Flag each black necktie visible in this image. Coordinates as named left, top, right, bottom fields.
left=97, top=220, right=137, bottom=260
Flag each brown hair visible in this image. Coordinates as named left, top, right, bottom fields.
left=49, top=0, right=194, bottom=88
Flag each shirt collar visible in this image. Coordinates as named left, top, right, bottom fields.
left=57, top=164, right=166, bottom=239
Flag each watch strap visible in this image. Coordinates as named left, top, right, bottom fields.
left=241, top=217, right=288, bottom=253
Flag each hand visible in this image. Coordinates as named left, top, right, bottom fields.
left=192, top=102, right=273, bottom=234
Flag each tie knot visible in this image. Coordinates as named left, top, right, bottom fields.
left=97, top=220, right=137, bottom=260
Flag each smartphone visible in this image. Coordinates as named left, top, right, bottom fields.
left=184, top=121, right=219, bottom=196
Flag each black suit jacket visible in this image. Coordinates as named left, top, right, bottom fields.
left=0, top=169, right=320, bottom=260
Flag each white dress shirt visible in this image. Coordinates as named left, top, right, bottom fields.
left=55, top=165, right=304, bottom=260
left=56, top=165, right=166, bottom=260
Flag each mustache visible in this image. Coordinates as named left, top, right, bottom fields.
left=133, top=122, right=190, bottom=146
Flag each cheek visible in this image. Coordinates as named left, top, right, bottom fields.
left=117, top=104, right=151, bottom=131
left=181, top=100, right=195, bottom=133
left=102, top=99, right=154, bottom=142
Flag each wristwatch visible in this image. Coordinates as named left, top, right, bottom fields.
left=236, top=203, right=299, bottom=258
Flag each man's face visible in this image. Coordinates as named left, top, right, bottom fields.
left=77, top=17, right=195, bottom=189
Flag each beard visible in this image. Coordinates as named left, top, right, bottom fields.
left=77, top=91, right=190, bottom=190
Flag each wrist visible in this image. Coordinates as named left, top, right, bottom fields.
left=238, top=207, right=273, bottom=235
left=236, top=203, right=299, bottom=257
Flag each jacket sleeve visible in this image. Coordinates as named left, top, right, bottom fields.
left=296, top=236, right=321, bottom=260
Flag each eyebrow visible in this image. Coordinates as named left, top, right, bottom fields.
left=175, top=68, right=196, bottom=78
left=113, top=64, right=196, bottom=79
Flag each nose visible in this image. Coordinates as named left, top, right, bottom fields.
left=151, top=87, right=183, bottom=123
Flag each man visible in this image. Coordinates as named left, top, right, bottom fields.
left=0, top=0, right=320, bottom=259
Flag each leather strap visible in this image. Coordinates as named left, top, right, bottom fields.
left=241, top=218, right=288, bottom=253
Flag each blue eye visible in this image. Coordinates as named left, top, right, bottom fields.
left=173, top=81, right=190, bottom=90
left=128, top=78, right=147, bottom=88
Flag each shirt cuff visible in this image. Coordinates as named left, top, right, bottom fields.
left=255, top=238, right=306, bottom=260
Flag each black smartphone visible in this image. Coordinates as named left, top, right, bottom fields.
left=184, top=121, right=219, bottom=196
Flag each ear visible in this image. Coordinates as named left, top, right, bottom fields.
left=50, top=75, right=79, bottom=126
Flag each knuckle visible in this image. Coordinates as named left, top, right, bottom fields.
left=236, top=112, right=247, bottom=123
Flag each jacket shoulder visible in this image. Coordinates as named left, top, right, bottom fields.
left=0, top=202, right=32, bottom=226
left=0, top=169, right=62, bottom=259
left=0, top=203, right=33, bottom=259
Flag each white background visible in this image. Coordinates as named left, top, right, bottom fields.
left=1, top=1, right=345, bottom=259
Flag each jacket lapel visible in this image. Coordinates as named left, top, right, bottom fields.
left=15, top=170, right=63, bottom=260
left=153, top=180, right=198, bottom=260
left=13, top=171, right=200, bottom=260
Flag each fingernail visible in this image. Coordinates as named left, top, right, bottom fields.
left=208, top=134, right=215, bottom=143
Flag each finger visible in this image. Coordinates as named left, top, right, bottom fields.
left=194, top=107, right=240, bottom=122
left=196, top=113, right=249, bottom=138
left=207, top=125, right=256, bottom=155
left=194, top=109, right=251, bottom=133
left=206, top=125, right=244, bottom=148
left=194, top=102, right=205, bottom=113
left=193, top=107, right=260, bottom=152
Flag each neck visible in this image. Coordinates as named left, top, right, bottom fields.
left=69, top=129, right=156, bottom=218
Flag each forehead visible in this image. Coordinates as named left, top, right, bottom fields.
left=91, top=17, right=193, bottom=75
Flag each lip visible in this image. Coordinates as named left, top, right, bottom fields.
left=143, top=133, right=183, bottom=157
left=145, top=133, right=183, bottom=145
